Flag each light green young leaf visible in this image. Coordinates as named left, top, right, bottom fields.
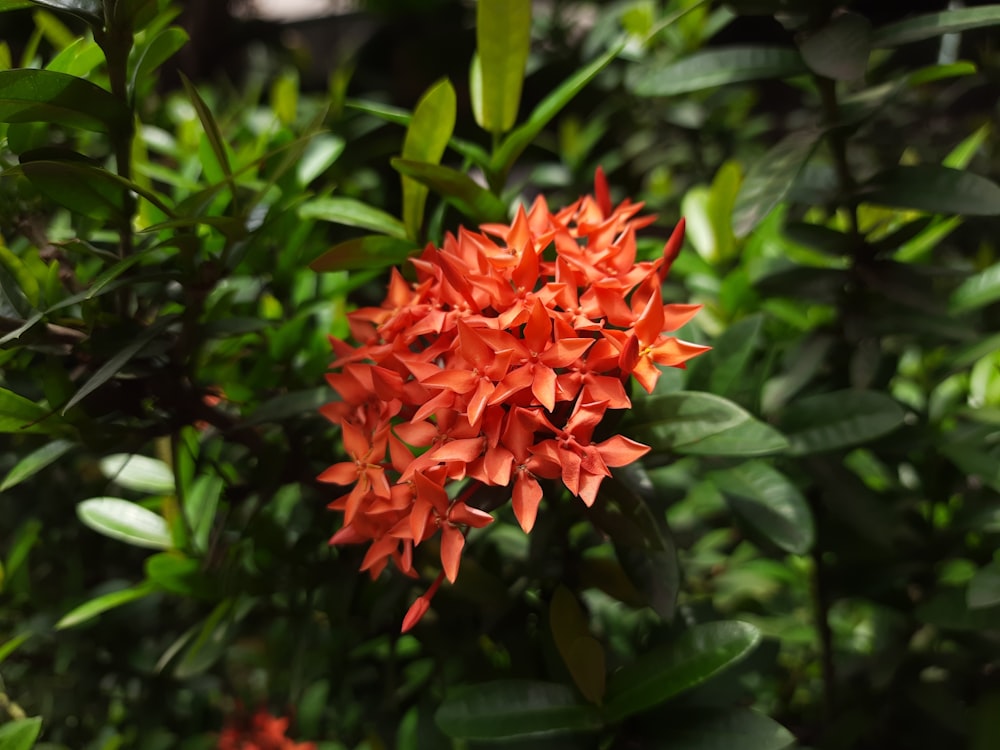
left=401, top=78, right=456, bottom=241
left=0, top=716, right=42, bottom=750
left=99, top=454, right=175, bottom=494
left=0, top=388, right=53, bottom=434
left=951, top=262, right=1000, bottom=314
left=56, top=582, right=157, bottom=629
left=0, top=439, right=73, bottom=492
left=391, top=158, right=508, bottom=224
left=474, top=0, right=532, bottom=134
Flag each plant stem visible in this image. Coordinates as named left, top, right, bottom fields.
left=816, top=76, right=861, bottom=245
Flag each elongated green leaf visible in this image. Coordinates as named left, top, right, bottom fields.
left=969, top=562, right=1000, bottom=609
left=0, top=241, right=39, bottom=307
left=185, top=474, right=223, bottom=553
left=0, top=68, right=129, bottom=133
left=391, top=158, right=508, bottom=223
left=799, top=12, right=872, bottom=80
left=309, top=235, right=417, bottom=273
left=604, top=621, right=761, bottom=722
left=0, top=439, right=72, bottom=491
left=627, top=392, right=788, bottom=457
left=180, top=74, right=233, bottom=184
left=435, top=680, right=602, bottom=739
left=733, top=129, right=822, bottom=235
left=21, top=159, right=128, bottom=221
left=951, top=262, right=1000, bottom=313
left=0, top=716, right=42, bottom=750
left=779, top=390, right=905, bottom=455
left=57, top=582, right=156, bottom=629
left=627, top=46, right=806, bottom=97
left=174, top=598, right=254, bottom=678
left=685, top=314, right=763, bottom=399
left=492, top=40, right=624, bottom=177
left=27, top=0, right=102, bottom=23
left=401, top=78, right=456, bottom=241
left=99, top=453, right=174, bottom=494
left=859, top=165, right=1000, bottom=216
left=710, top=461, right=814, bottom=554
left=296, top=134, right=346, bottom=186
left=651, top=708, right=796, bottom=750
left=873, top=5, right=1000, bottom=47
left=0, top=632, right=31, bottom=666
left=129, top=26, right=189, bottom=94
left=944, top=123, right=991, bottom=169
left=0, top=387, right=52, bottom=434
left=77, top=497, right=172, bottom=549
left=550, top=587, right=605, bottom=705
left=145, top=553, right=210, bottom=597
left=475, top=0, right=531, bottom=133
left=299, top=196, right=408, bottom=239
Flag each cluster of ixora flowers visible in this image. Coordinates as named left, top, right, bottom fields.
left=320, top=170, right=708, bottom=630
left=217, top=708, right=314, bottom=750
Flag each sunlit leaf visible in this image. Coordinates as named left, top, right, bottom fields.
left=951, top=262, right=1000, bottom=313
left=0, top=68, right=129, bottom=133
left=0, top=716, right=43, bottom=750
left=56, top=582, right=157, bottom=629
left=77, top=497, right=172, bottom=549
left=99, top=453, right=175, bottom=494
left=391, top=158, right=508, bottom=223
left=401, top=78, right=456, bottom=241
left=474, top=0, right=531, bottom=134
left=299, top=196, right=408, bottom=239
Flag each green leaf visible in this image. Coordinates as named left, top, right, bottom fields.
left=627, top=392, right=789, bottom=457
left=0, top=242, right=39, bottom=308
left=390, top=158, right=508, bottom=223
left=435, top=680, right=602, bottom=739
left=550, top=586, right=606, bottom=705
left=798, top=12, right=872, bottom=80
left=299, top=196, right=408, bottom=240
left=474, top=0, right=532, bottom=134
left=733, top=129, right=822, bottom=236
left=710, top=461, right=814, bottom=554
left=145, top=553, right=209, bottom=597
left=184, top=474, right=222, bottom=553
left=129, top=26, right=189, bottom=94
left=0, top=68, right=129, bottom=133
left=173, top=598, right=254, bottom=678
left=650, top=708, right=795, bottom=750
left=626, top=46, right=806, bottom=97
left=26, top=0, right=102, bottom=24
left=604, top=621, right=761, bottom=722
left=916, top=587, right=1000, bottom=630
left=859, top=165, right=1000, bottom=216
left=685, top=314, right=763, bottom=399
left=296, top=134, right=345, bottom=186
left=0, top=439, right=72, bottom=492
left=401, top=78, right=456, bottom=241
left=0, top=716, right=43, bottom=750
left=779, top=390, right=905, bottom=455
left=76, top=497, right=172, bottom=549
left=0, top=388, right=53, bottom=434
left=0, top=632, right=31, bottom=666
left=56, top=582, right=157, bottom=629
left=20, top=159, right=129, bottom=222
left=951, top=262, right=1000, bottom=313
left=309, top=235, right=417, bottom=273
left=492, top=39, right=624, bottom=179
left=872, top=5, right=1000, bottom=47
left=99, top=453, right=174, bottom=494
left=968, top=562, right=1000, bottom=609
left=180, top=74, right=233, bottom=185
left=944, top=123, right=991, bottom=169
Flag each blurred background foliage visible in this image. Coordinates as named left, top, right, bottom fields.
left=1, top=0, right=1000, bottom=748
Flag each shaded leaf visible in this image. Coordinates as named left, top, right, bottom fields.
left=550, top=586, right=606, bottom=705
left=779, top=390, right=905, bottom=455
left=77, top=497, right=172, bottom=549
left=0, top=68, right=129, bottom=133
left=299, top=196, right=408, bottom=239
left=26, top=0, right=101, bottom=24
left=627, top=46, right=806, bottom=97
left=145, top=553, right=209, bottom=597
left=604, top=621, right=761, bottom=722
left=309, top=235, right=417, bottom=273
left=401, top=78, right=456, bottom=241
left=859, top=165, right=1000, bottom=216
left=296, top=134, right=346, bottom=186
left=951, top=262, right=1000, bottom=313
left=56, top=582, right=157, bottom=629
left=685, top=314, right=763, bottom=399
left=0, top=439, right=72, bottom=492
left=391, top=158, right=508, bottom=223
left=474, top=0, right=532, bottom=133
left=180, top=74, right=233, bottom=186
left=184, top=474, right=223, bottom=553
left=649, top=708, right=796, bottom=750
left=873, top=5, right=1000, bottom=47
left=99, top=453, right=174, bottom=494
left=968, top=562, right=1000, bottom=609
left=0, top=387, right=54, bottom=434
left=916, top=587, right=1000, bottom=630
left=799, top=12, right=872, bottom=80
left=129, top=26, right=188, bottom=94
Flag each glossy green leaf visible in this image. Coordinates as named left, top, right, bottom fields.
left=0, top=716, right=42, bottom=750
left=799, top=12, right=872, bottom=80
left=710, top=461, right=814, bottom=554
left=56, top=582, right=157, bottom=629
left=779, top=390, right=905, bottom=455
left=77, top=497, right=172, bottom=549
left=129, top=26, right=189, bottom=94
left=435, top=680, right=602, bottom=739
left=0, top=387, right=52, bottom=434
left=474, top=0, right=531, bottom=133
left=550, top=586, right=606, bottom=705
left=873, top=5, right=1000, bottom=47
left=733, top=129, right=822, bottom=235
left=650, top=708, right=795, bottom=750
left=296, top=134, right=346, bottom=186
left=390, top=158, right=508, bottom=223
left=299, top=196, right=408, bottom=239
left=951, top=262, right=1000, bottom=313
left=184, top=474, right=223, bottom=553
left=145, top=553, right=209, bottom=597
left=859, top=165, right=1000, bottom=216
left=627, top=46, right=806, bottom=97
left=26, top=0, right=102, bottom=24
left=968, top=562, right=1000, bottom=609
left=309, top=235, right=417, bottom=273
left=401, top=78, right=456, bottom=241
left=0, top=69, right=129, bottom=133
left=0, top=439, right=72, bottom=492
left=99, top=453, right=174, bottom=494
left=628, top=392, right=789, bottom=457
left=604, top=621, right=761, bottom=722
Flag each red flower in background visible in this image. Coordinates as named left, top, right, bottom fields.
left=217, top=709, right=315, bottom=750
left=320, top=169, right=708, bottom=629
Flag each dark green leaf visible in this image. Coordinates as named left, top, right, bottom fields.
left=628, top=391, right=789, bottom=456
left=27, top=0, right=101, bottom=24
left=779, top=390, right=905, bottom=455
left=435, top=680, right=602, bottom=739
left=401, top=78, right=456, bottom=241
left=783, top=221, right=854, bottom=255
left=391, top=158, right=508, bottom=223
left=733, top=129, right=822, bottom=235
left=184, top=474, right=223, bottom=553
left=309, top=235, right=417, bottom=273
left=0, top=439, right=72, bottom=491
left=475, top=0, right=532, bottom=133
left=299, top=196, right=408, bottom=239
left=872, top=5, right=1000, bottom=47
left=604, top=621, right=761, bottom=722
left=77, top=497, right=172, bottom=549
left=0, top=68, right=129, bottom=133
left=145, top=553, right=209, bottom=597
left=626, top=47, right=806, bottom=97
left=99, top=453, right=174, bottom=494
left=550, top=587, right=605, bottom=705
left=650, top=708, right=795, bottom=750
left=951, top=262, right=1000, bottom=313
left=0, top=387, right=53, bottom=434
left=710, top=461, right=815, bottom=554
left=968, top=563, right=1000, bottom=609
left=916, top=587, right=1000, bottom=630
left=180, top=74, right=233, bottom=184
left=859, top=165, right=1000, bottom=216
left=129, top=26, right=189, bottom=94
left=56, top=582, right=157, bottom=629
left=685, top=314, right=764, bottom=399
left=20, top=159, right=128, bottom=221
left=799, top=12, right=872, bottom=80
left=0, top=716, right=43, bottom=750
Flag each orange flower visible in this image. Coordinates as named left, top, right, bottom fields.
left=217, top=709, right=315, bottom=750
left=319, top=168, right=708, bottom=629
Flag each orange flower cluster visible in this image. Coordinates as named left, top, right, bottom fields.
left=217, top=709, right=314, bottom=750
left=320, top=170, right=708, bottom=629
